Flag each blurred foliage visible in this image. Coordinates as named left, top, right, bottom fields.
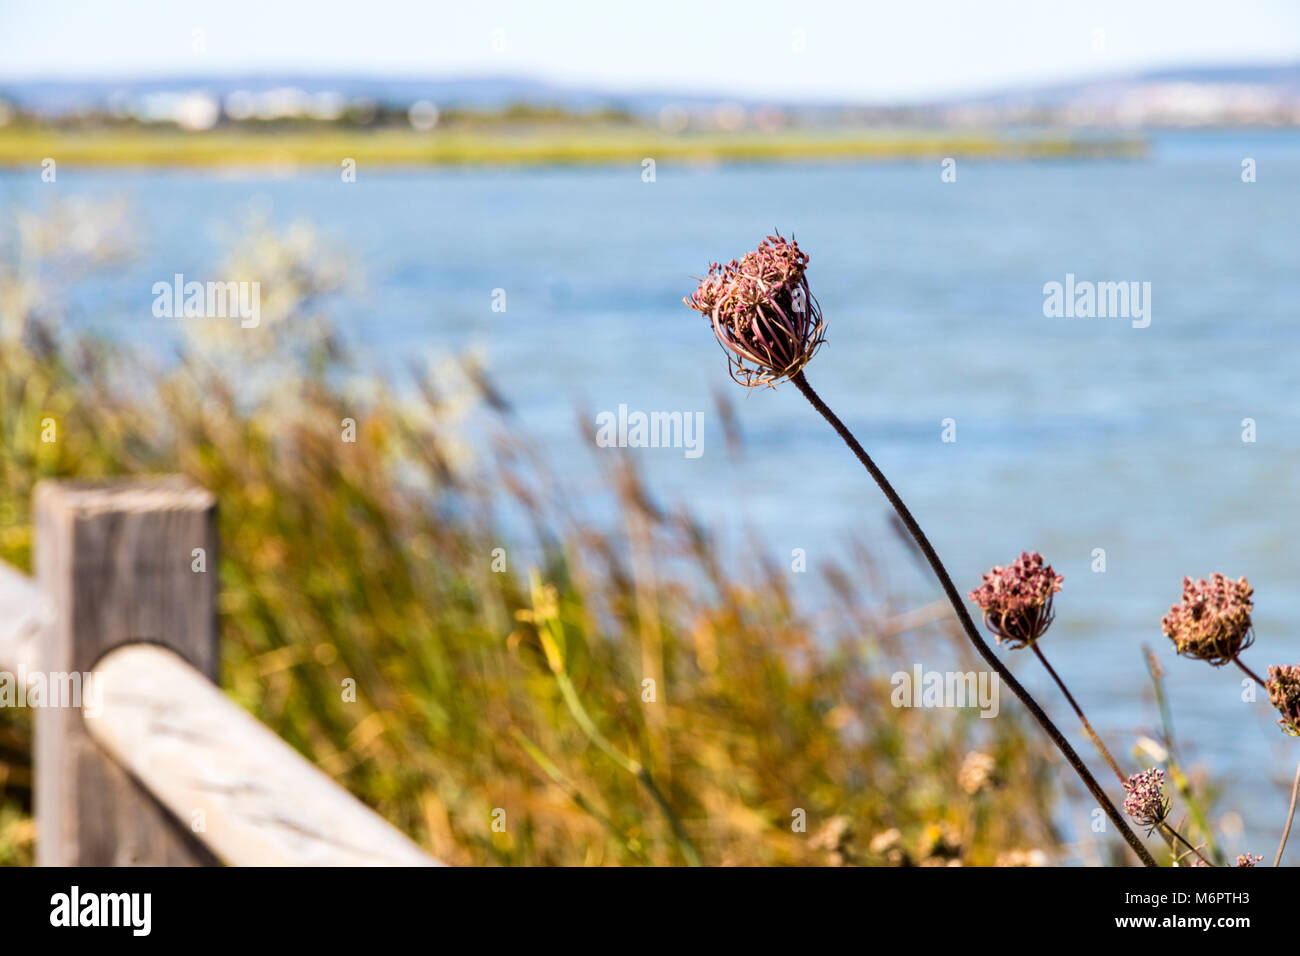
left=0, top=202, right=1071, bottom=866
left=0, top=125, right=1146, bottom=169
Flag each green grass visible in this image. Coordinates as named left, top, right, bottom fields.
left=0, top=123, right=1147, bottom=168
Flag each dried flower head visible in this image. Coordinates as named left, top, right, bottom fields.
left=1236, top=854, right=1262, bottom=867
left=1161, top=574, right=1254, bottom=666
left=967, top=551, right=1063, bottom=649
left=1266, top=664, right=1300, bottom=737
left=684, top=233, right=825, bottom=388
left=1123, top=768, right=1170, bottom=833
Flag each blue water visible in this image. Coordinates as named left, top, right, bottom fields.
left=4, top=130, right=1299, bottom=861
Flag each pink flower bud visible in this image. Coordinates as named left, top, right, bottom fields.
left=1161, top=574, right=1254, bottom=666
left=684, top=233, right=825, bottom=388
left=1266, top=664, right=1300, bottom=737
left=967, top=551, right=1063, bottom=649
left=1123, top=768, right=1170, bottom=833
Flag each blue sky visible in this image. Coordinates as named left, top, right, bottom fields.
left=1, top=0, right=1297, bottom=100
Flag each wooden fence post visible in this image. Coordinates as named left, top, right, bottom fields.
left=35, top=477, right=220, bottom=865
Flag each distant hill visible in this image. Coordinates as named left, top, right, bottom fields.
left=0, top=73, right=738, bottom=117
left=3, top=62, right=1298, bottom=126
left=914, top=62, right=1300, bottom=127
left=949, top=63, right=1300, bottom=108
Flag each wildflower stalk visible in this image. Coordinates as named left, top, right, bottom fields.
left=1163, top=825, right=1214, bottom=866
left=1143, top=647, right=1223, bottom=864
left=789, top=369, right=1157, bottom=867
left=1029, top=642, right=1126, bottom=785
left=1234, top=656, right=1267, bottom=689
left=510, top=728, right=650, bottom=862
left=1276, top=757, right=1300, bottom=867
left=1027, top=623, right=1213, bottom=864
left=523, top=572, right=701, bottom=866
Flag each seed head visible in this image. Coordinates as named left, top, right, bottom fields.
left=1123, top=768, right=1170, bottom=833
left=1161, top=574, right=1254, bottom=666
left=1266, top=664, right=1300, bottom=737
left=967, top=551, right=1063, bottom=649
left=685, top=233, right=825, bottom=388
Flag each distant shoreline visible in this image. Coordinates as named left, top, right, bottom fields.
left=0, top=126, right=1148, bottom=169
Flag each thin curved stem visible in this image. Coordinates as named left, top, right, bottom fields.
left=1275, top=756, right=1300, bottom=867
left=790, top=370, right=1157, bottom=867
left=1035, top=642, right=1218, bottom=867
left=1160, top=821, right=1215, bottom=867
left=1143, top=647, right=1223, bottom=864
left=1234, top=655, right=1267, bottom=689
left=528, top=572, right=701, bottom=866
left=1031, top=642, right=1127, bottom=786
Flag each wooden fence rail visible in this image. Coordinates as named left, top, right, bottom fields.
left=0, top=476, right=439, bottom=866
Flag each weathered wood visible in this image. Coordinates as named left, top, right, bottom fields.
left=23, top=476, right=440, bottom=867
left=35, top=477, right=220, bottom=865
left=87, top=644, right=439, bottom=866
left=0, top=560, right=48, bottom=673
